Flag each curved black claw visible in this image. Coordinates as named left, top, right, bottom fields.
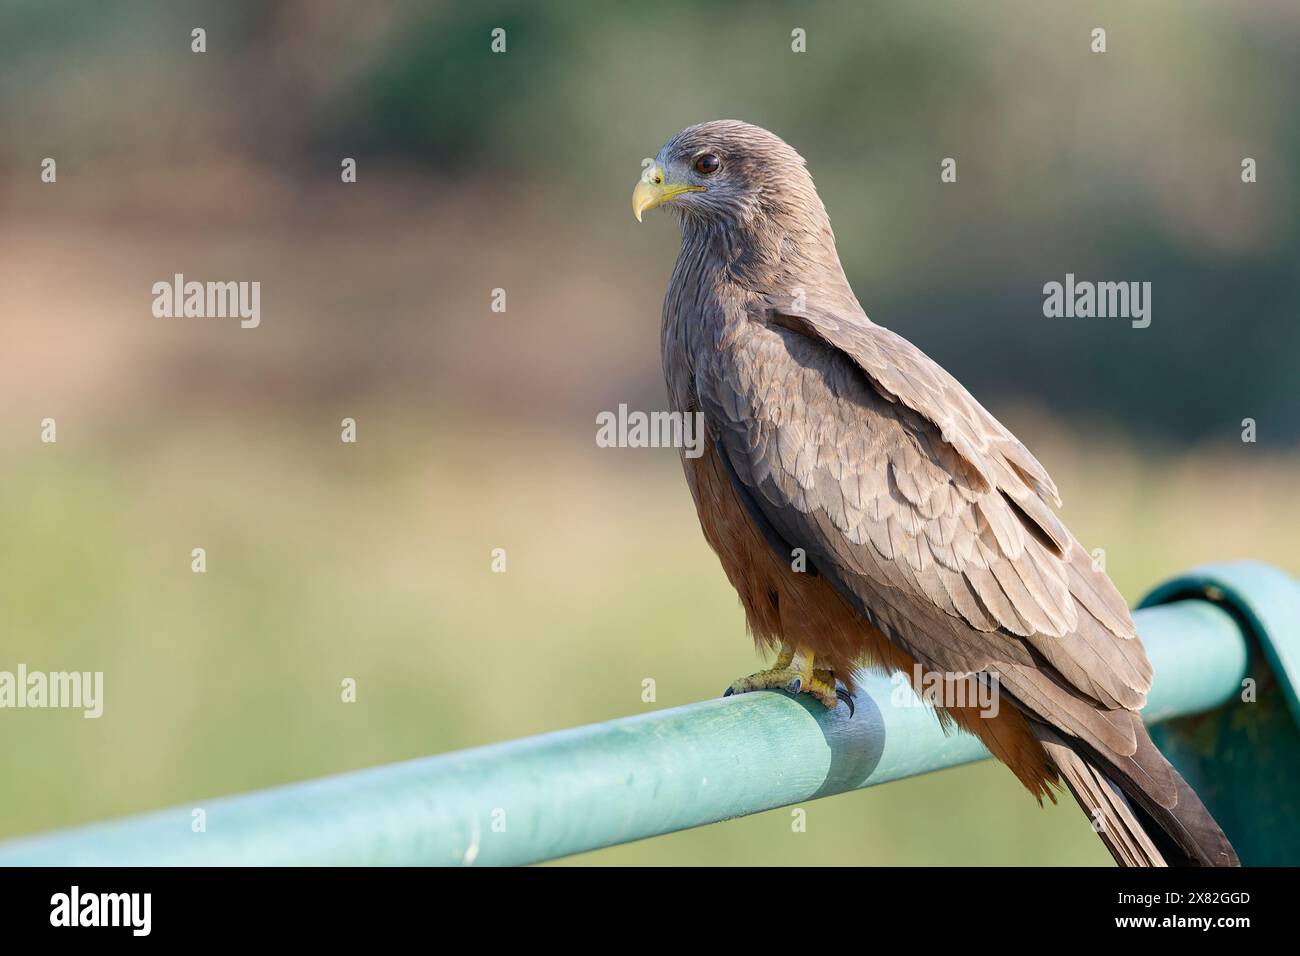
left=835, top=686, right=856, bottom=718
left=722, top=686, right=735, bottom=698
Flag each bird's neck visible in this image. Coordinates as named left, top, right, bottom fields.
left=662, top=205, right=865, bottom=408
left=677, top=204, right=858, bottom=310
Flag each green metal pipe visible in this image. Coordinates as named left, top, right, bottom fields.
left=0, top=577, right=1263, bottom=866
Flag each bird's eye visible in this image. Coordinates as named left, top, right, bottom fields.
left=694, top=153, right=721, bottom=175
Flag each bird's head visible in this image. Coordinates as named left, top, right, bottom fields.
left=632, top=120, right=820, bottom=228
left=632, top=120, right=847, bottom=296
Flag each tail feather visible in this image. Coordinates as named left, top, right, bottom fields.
left=1035, top=724, right=1239, bottom=867
left=1107, top=726, right=1240, bottom=867
left=1038, top=727, right=1166, bottom=866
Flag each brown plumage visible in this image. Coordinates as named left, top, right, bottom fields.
left=635, top=119, right=1237, bottom=866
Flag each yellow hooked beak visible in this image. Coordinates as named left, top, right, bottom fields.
left=633, top=164, right=705, bottom=221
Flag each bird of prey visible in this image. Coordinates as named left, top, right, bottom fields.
left=633, top=120, right=1237, bottom=867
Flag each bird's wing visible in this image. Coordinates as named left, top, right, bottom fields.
left=695, top=303, right=1159, bottom=779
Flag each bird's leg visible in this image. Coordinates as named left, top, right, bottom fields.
left=724, top=648, right=854, bottom=715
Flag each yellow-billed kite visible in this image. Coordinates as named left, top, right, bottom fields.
left=634, top=120, right=1236, bottom=867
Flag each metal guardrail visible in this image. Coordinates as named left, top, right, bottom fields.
left=0, top=561, right=1296, bottom=866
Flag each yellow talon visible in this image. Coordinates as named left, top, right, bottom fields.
left=724, top=649, right=845, bottom=711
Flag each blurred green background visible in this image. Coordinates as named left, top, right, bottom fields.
left=1, top=0, right=1297, bottom=865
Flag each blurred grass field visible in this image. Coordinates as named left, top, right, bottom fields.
left=3, top=409, right=1295, bottom=865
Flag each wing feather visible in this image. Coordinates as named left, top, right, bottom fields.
left=695, top=306, right=1153, bottom=753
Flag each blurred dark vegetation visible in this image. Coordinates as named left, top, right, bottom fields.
left=3, top=0, right=1296, bottom=444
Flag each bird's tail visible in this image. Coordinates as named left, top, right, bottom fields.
left=1036, top=725, right=1239, bottom=867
